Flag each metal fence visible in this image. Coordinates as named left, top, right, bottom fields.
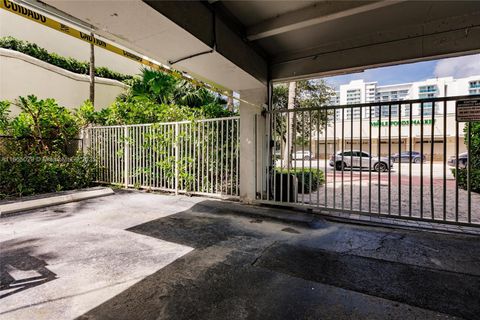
left=84, top=117, right=240, bottom=197
left=257, top=95, right=480, bottom=226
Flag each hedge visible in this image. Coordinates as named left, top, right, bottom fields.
left=276, top=168, right=325, bottom=194
left=452, top=169, right=480, bottom=194
left=0, top=36, right=133, bottom=82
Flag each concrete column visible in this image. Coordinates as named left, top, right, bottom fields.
left=239, top=87, right=268, bottom=203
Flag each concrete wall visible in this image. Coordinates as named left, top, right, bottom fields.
left=0, top=10, right=143, bottom=76
left=0, top=48, right=128, bottom=114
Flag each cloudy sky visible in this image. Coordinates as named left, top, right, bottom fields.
left=323, top=53, right=480, bottom=89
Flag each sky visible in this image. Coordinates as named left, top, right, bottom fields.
left=322, top=53, right=480, bottom=89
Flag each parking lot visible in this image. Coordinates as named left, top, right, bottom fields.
left=278, top=160, right=479, bottom=224
left=1, top=190, right=480, bottom=319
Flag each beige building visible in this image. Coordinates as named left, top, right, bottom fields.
left=313, top=114, right=467, bottom=160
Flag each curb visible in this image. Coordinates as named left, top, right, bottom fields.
left=0, top=187, right=114, bottom=217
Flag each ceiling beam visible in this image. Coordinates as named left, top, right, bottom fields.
left=144, top=0, right=268, bottom=85
left=270, top=18, right=480, bottom=81
left=247, top=0, right=407, bottom=41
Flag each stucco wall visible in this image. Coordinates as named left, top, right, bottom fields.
left=0, top=10, right=142, bottom=76
left=0, top=48, right=128, bottom=115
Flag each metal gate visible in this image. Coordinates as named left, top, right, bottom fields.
left=257, top=95, right=480, bottom=226
left=84, top=117, right=240, bottom=198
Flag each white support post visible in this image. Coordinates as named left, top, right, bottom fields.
left=239, top=87, right=268, bottom=203
left=124, top=126, right=129, bottom=188
left=174, top=122, right=180, bottom=195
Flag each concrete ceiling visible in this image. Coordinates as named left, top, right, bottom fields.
left=30, top=0, right=480, bottom=89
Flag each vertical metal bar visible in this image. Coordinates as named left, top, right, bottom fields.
left=174, top=122, right=180, bottom=194
left=359, top=105, right=363, bottom=212
left=378, top=105, right=381, bottom=214
left=254, top=114, right=258, bottom=199
left=443, top=100, right=447, bottom=221
left=216, top=121, right=219, bottom=193
left=236, top=119, right=240, bottom=196
left=230, top=119, right=234, bottom=196
left=209, top=122, right=213, bottom=194
left=369, top=106, right=372, bottom=214
left=388, top=103, right=392, bottom=215
left=333, top=111, right=337, bottom=208
left=293, top=112, right=298, bottom=203
left=202, top=122, right=205, bottom=192
left=409, top=103, right=413, bottom=217
left=398, top=104, right=402, bottom=216
left=455, top=119, right=459, bottom=222
left=430, top=101, right=435, bottom=220
left=302, top=111, right=305, bottom=204
left=124, top=126, right=129, bottom=188
left=420, top=102, right=424, bottom=219
left=316, top=110, right=320, bottom=207
left=341, top=108, right=345, bottom=211
left=279, top=113, right=283, bottom=202
left=273, top=112, right=277, bottom=201
left=309, top=110, right=313, bottom=205
left=196, top=122, right=200, bottom=193
left=287, top=112, right=291, bottom=203
left=350, top=106, right=353, bottom=211
left=324, top=108, right=328, bottom=208
left=226, top=119, right=231, bottom=196
left=467, top=123, right=471, bottom=223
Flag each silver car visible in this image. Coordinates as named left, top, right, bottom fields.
left=329, top=150, right=394, bottom=172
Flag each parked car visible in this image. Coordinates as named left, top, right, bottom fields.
left=448, top=152, right=468, bottom=168
left=329, top=151, right=393, bottom=172
left=292, top=150, right=313, bottom=160
left=391, top=151, right=426, bottom=163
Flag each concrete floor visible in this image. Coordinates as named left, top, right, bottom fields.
left=1, top=190, right=479, bottom=320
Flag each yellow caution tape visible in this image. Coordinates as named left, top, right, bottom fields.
left=0, top=0, right=261, bottom=108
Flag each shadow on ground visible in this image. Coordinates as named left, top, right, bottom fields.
left=0, top=239, right=57, bottom=299
left=76, top=200, right=480, bottom=320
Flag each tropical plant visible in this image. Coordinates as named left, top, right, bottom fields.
left=0, top=96, right=97, bottom=199
left=129, top=68, right=227, bottom=109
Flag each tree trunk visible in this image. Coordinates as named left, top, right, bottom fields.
left=89, top=33, right=95, bottom=105
left=283, top=81, right=296, bottom=167
left=227, top=91, right=234, bottom=112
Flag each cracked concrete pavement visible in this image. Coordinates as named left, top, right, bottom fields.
left=1, top=190, right=480, bottom=319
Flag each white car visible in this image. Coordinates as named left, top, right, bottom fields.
left=329, top=150, right=393, bottom=172
left=292, top=150, right=313, bottom=160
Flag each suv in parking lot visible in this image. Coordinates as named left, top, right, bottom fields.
left=448, top=152, right=468, bottom=168
left=292, top=150, right=313, bottom=160
left=329, top=151, right=393, bottom=172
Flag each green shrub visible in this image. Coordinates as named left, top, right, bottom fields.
left=0, top=96, right=98, bottom=198
left=452, top=168, right=480, bottom=194
left=276, top=168, right=325, bottom=194
left=0, top=153, right=97, bottom=199
left=453, top=121, right=480, bottom=193
left=0, top=36, right=132, bottom=82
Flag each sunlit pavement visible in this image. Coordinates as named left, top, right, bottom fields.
left=1, top=191, right=480, bottom=319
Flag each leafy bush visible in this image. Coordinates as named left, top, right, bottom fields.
left=453, top=121, right=480, bottom=193
left=8, top=95, right=79, bottom=153
left=0, top=36, right=132, bottom=82
left=276, top=168, right=325, bottom=194
left=0, top=153, right=97, bottom=199
left=0, top=96, right=97, bottom=199
left=452, top=168, right=480, bottom=194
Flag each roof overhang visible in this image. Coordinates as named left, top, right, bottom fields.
left=23, top=0, right=480, bottom=86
